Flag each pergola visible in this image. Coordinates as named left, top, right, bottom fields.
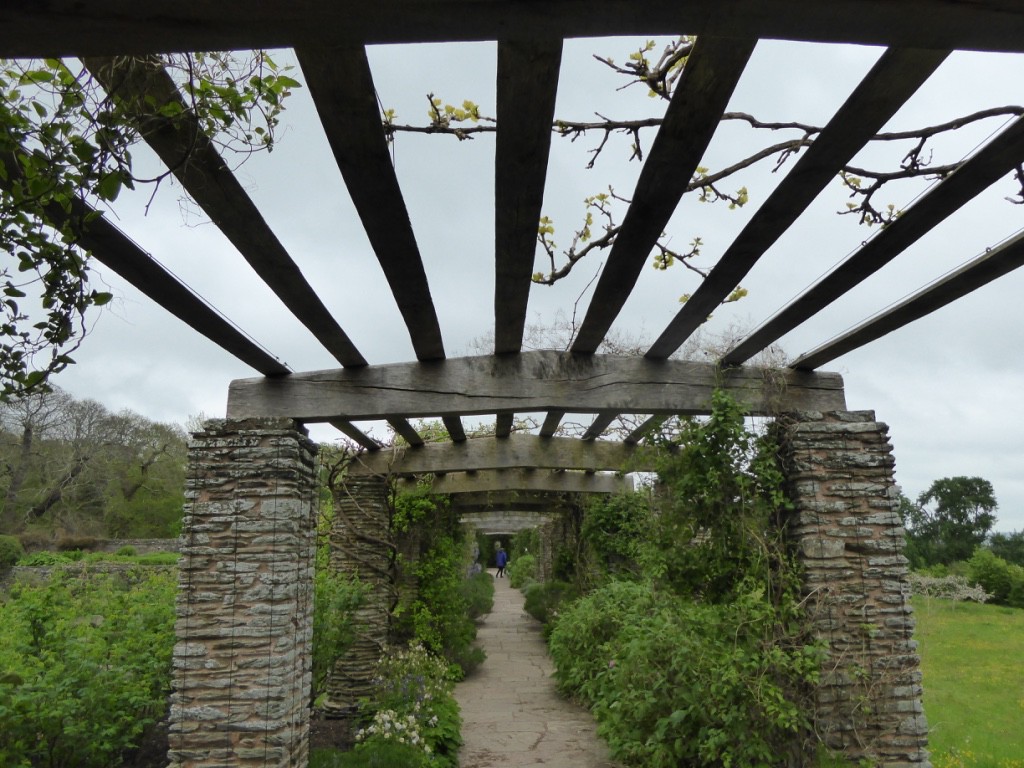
left=4, top=3, right=1024, bottom=767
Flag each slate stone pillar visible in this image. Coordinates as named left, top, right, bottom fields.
left=169, top=419, right=318, bottom=768
left=323, top=473, right=393, bottom=724
left=776, top=411, right=930, bottom=767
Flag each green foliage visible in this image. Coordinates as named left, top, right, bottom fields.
left=989, top=529, right=1024, bottom=567
left=522, top=580, right=579, bottom=635
left=0, top=534, right=24, bottom=568
left=905, top=477, right=998, bottom=566
left=16, top=550, right=74, bottom=566
left=509, top=528, right=539, bottom=561
left=357, top=643, right=462, bottom=768
left=549, top=580, right=822, bottom=768
left=580, top=492, right=650, bottom=578
left=313, top=569, right=367, bottom=704
left=457, top=571, right=494, bottom=620
left=0, top=54, right=295, bottom=396
left=966, top=548, right=1024, bottom=608
left=507, top=553, right=537, bottom=588
left=0, top=568, right=176, bottom=768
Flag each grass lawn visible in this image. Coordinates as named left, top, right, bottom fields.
left=914, top=597, right=1024, bottom=768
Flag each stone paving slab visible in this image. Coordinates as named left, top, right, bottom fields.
left=454, top=572, right=620, bottom=768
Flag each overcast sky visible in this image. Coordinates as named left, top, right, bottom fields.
left=47, top=36, right=1024, bottom=530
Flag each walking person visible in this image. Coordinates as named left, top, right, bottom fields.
left=495, top=547, right=508, bottom=578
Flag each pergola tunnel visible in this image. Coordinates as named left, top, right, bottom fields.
left=169, top=407, right=926, bottom=768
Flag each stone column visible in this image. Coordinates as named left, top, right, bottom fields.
left=323, top=473, right=393, bottom=724
left=168, top=418, right=318, bottom=768
left=776, top=410, right=929, bottom=767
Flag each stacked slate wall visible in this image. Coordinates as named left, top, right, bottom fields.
left=777, top=410, right=929, bottom=767
left=323, top=474, right=394, bottom=722
left=169, top=418, right=318, bottom=768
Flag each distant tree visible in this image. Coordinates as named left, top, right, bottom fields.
left=988, top=529, right=1024, bottom=567
left=907, top=476, right=998, bottom=566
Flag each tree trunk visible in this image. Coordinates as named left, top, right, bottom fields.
left=26, top=457, right=88, bottom=521
left=1, top=424, right=33, bottom=532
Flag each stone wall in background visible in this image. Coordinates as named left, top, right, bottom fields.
left=777, top=410, right=930, bottom=768
left=168, top=419, right=318, bottom=768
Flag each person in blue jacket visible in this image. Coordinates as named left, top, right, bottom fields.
left=495, top=547, right=508, bottom=578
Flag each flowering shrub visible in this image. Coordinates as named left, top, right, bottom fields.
left=357, top=643, right=461, bottom=767
left=908, top=572, right=991, bottom=603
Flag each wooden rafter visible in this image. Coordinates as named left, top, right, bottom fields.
left=328, top=420, right=382, bottom=451
left=395, top=468, right=631, bottom=494
left=0, top=152, right=289, bottom=377
left=350, top=434, right=653, bottom=475
left=296, top=44, right=446, bottom=361
left=791, top=230, right=1024, bottom=370
left=645, top=46, right=950, bottom=360
left=581, top=412, right=619, bottom=441
left=226, top=351, right=846, bottom=422
left=387, top=418, right=425, bottom=447
left=493, top=39, right=563, bottom=354
left=723, top=115, right=1024, bottom=366
left=3, top=2, right=1024, bottom=58
left=570, top=36, right=757, bottom=354
left=83, top=56, right=369, bottom=368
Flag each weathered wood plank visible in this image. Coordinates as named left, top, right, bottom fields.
left=387, top=418, right=424, bottom=447
left=296, top=44, right=445, bottom=361
left=581, top=412, right=619, bottom=441
left=442, top=416, right=467, bottom=443
left=722, top=115, right=1024, bottom=366
left=645, top=47, right=949, bottom=360
left=625, top=415, right=666, bottom=444
left=495, top=413, right=515, bottom=438
left=540, top=411, right=565, bottom=438
left=571, top=36, right=756, bottom=354
left=791, top=230, right=1024, bottom=370
left=0, top=151, right=289, bottom=377
left=329, top=420, right=382, bottom=450
left=351, top=434, right=653, bottom=475
left=4, top=2, right=1024, bottom=57
left=83, top=56, right=369, bottom=368
left=494, top=40, right=563, bottom=354
left=227, top=351, right=846, bottom=420
left=396, top=468, right=631, bottom=494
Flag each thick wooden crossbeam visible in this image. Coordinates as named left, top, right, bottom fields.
left=0, top=152, right=289, bottom=377
left=3, top=2, right=1024, bottom=57
left=297, top=44, right=445, bottom=361
left=791, top=230, right=1024, bottom=370
left=83, top=56, right=368, bottom=367
left=645, top=46, right=949, bottom=360
left=351, top=434, right=652, bottom=475
left=395, top=468, right=632, bottom=494
left=723, top=115, right=1024, bottom=366
left=226, top=350, right=845, bottom=421
left=494, top=40, right=563, bottom=354
left=571, top=36, right=756, bottom=354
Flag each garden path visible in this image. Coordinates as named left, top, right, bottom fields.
left=454, top=571, right=620, bottom=768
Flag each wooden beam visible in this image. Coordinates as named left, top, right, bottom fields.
left=791, top=230, right=1024, bottom=370
left=540, top=410, right=565, bottom=437
left=227, top=351, right=846, bottom=421
left=4, top=2, right=1024, bottom=57
left=494, top=40, right=563, bottom=354
left=83, top=56, right=368, bottom=368
left=0, top=152, right=289, bottom=377
left=328, top=420, right=382, bottom=450
left=387, top=418, right=424, bottom=447
left=351, top=434, right=651, bottom=475
left=396, top=468, right=631, bottom=494
left=450, top=490, right=573, bottom=509
left=571, top=36, right=756, bottom=354
left=495, top=413, right=515, bottom=438
left=722, top=115, right=1024, bottom=366
left=645, top=47, right=949, bottom=359
left=581, top=411, right=619, bottom=441
left=296, top=44, right=445, bottom=361
left=442, top=416, right=467, bottom=443
left=625, top=415, right=666, bottom=445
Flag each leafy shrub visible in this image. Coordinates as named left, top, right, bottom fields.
left=0, top=535, right=24, bottom=568
left=509, top=528, right=539, bottom=561
left=0, top=568, right=176, bottom=768
left=16, top=550, right=74, bottom=566
left=909, top=571, right=990, bottom=603
left=115, top=545, right=136, bottom=556
left=313, top=569, right=367, bottom=704
left=581, top=493, right=650, bottom=577
left=313, top=740, right=433, bottom=767
left=967, top=548, right=1024, bottom=608
left=523, top=579, right=579, bottom=629
left=357, top=643, right=462, bottom=768
left=550, top=580, right=822, bottom=768
left=457, top=571, right=494, bottom=620
left=55, top=535, right=97, bottom=552
left=507, top=553, right=536, bottom=588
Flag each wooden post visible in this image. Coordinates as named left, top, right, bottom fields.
left=169, top=419, right=318, bottom=768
